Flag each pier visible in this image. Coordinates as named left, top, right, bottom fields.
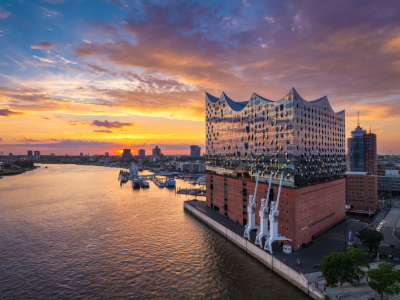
left=176, top=187, right=206, bottom=196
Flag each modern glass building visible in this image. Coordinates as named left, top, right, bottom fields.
left=205, top=88, right=346, bottom=187
left=347, top=125, right=366, bottom=172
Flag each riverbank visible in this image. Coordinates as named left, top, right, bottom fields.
left=184, top=200, right=324, bottom=299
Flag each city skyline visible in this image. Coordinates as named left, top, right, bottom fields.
left=1, top=0, right=400, bottom=155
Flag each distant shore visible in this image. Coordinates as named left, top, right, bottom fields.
left=0, top=166, right=39, bottom=177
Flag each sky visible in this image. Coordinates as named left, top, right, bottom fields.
left=0, top=0, right=400, bottom=156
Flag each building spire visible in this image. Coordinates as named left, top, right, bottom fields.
left=357, top=111, right=360, bottom=127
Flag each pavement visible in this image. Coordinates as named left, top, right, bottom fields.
left=185, top=199, right=400, bottom=299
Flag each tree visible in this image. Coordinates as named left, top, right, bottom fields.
left=358, top=230, right=384, bottom=253
left=346, top=247, right=369, bottom=283
left=379, top=192, right=390, bottom=200
left=367, top=262, right=400, bottom=300
left=321, top=252, right=353, bottom=286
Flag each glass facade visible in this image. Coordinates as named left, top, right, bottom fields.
left=346, top=126, right=367, bottom=172
left=205, top=88, right=346, bottom=187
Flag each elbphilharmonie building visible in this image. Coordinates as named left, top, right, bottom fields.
left=205, top=88, right=346, bottom=187
left=205, top=88, right=347, bottom=249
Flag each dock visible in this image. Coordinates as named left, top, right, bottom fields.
left=184, top=200, right=324, bottom=300
left=176, top=187, right=206, bottom=196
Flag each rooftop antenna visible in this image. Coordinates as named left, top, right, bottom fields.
left=370, top=125, right=372, bottom=134
left=357, top=111, right=360, bottom=127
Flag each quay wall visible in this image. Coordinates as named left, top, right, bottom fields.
left=184, top=202, right=324, bottom=300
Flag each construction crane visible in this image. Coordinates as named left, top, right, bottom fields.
left=264, top=172, right=292, bottom=254
left=255, top=172, right=273, bottom=247
left=244, top=171, right=260, bottom=240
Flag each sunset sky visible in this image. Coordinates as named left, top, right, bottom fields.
left=0, top=0, right=400, bottom=155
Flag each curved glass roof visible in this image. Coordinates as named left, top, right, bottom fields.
left=205, top=87, right=343, bottom=115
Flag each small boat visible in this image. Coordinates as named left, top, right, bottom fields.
left=45, top=166, right=48, bottom=169
left=165, top=178, right=176, bottom=187
left=132, top=178, right=141, bottom=189
left=141, top=181, right=149, bottom=188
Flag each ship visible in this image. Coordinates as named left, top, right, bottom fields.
left=130, top=163, right=138, bottom=177
left=132, top=178, right=141, bottom=189
left=165, top=178, right=176, bottom=187
left=154, top=178, right=165, bottom=187
left=141, top=181, right=150, bottom=188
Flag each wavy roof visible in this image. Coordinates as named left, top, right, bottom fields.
left=206, top=87, right=343, bottom=115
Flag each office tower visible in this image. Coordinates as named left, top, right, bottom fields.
left=138, top=149, right=145, bottom=157
left=80, top=153, right=84, bottom=157
left=104, top=152, right=109, bottom=157
left=205, top=88, right=346, bottom=251
left=152, top=146, right=161, bottom=156
left=364, top=130, right=377, bottom=175
left=27, top=150, right=33, bottom=158
left=122, top=149, right=133, bottom=159
left=34, top=151, right=40, bottom=160
left=345, top=114, right=378, bottom=211
left=190, top=145, right=201, bottom=157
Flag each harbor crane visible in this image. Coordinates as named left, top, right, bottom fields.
left=264, top=172, right=292, bottom=254
left=255, top=172, right=273, bottom=247
left=244, top=171, right=260, bottom=240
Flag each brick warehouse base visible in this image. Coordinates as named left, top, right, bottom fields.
left=206, top=173, right=346, bottom=251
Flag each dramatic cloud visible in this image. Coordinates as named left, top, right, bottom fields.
left=18, top=137, right=39, bottom=142
left=91, top=120, right=134, bottom=128
left=93, top=129, right=113, bottom=133
left=0, top=109, right=25, bottom=117
left=30, top=41, right=54, bottom=49
left=1, top=139, right=116, bottom=148
left=0, top=6, right=10, bottom=18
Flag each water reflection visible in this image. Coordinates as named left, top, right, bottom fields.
left=0, top=164, right=308, bottom=299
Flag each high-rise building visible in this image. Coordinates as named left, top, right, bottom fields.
left=205, top=88, right=347, bottom=251
left=122, top=149, right=133, bottom=159
left=104, top=152, right=109, bottom=157
left=34, top=151, right=40, bottom=160
left=190, top=145, right=201, bottom=157
left=364, top=131, right=377, bottom=175
left=9, top=153, right=13, bottom=162
left=27, top=150, right=33, bottom=158
left=80, top=153, right=84, bottom=157
left=138, top=149, right=145, bottom=157
left=346, top=116, right=378, bottom=211
left=152, top=146, right=161, bottom=156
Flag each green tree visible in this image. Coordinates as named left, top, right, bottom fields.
left=358, top=230, right=384, bottom=253
left=367, top=262, right=400, bottom=300
left=379, top=192, right=390, bottom=200
left=321, top=252, right=353, bottom=286
left=346, top=247, right=369, bottom=283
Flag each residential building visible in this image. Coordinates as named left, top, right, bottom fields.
left=34, top=151, right=40, bottom=160
left=152, top=146, right=161, bottom=156
left=190, top=145, right=201, bottom=157
left=122, top=149, right=133, bottom=159
left=139, top=149, right=145, bottom=157
left=205, top=88, right=346, bottom=250
left=105, top=152, right=109, bottom=157
left=9, top=153, right=13, bottom=162
left=80, top=153, right=84, bottom=157
left=27, top=150, right=33, bottom=158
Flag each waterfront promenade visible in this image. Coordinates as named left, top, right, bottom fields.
left=185, top=199, right=400, bottom=299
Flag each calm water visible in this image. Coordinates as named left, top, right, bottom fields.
left=0, top=164, right=308, bottom=299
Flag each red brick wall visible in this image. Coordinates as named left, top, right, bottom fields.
left=346, top=174, right=378, bottom=211
left=226, top=178, right=244, bottom=223
left=206, top=173, right=212, bottom=207
left=205, top=174, right=346, bottom=251
left=213, top=175, right=225, bottom=215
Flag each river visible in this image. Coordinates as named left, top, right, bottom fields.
left=0, top=164, right=308, bottom=299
